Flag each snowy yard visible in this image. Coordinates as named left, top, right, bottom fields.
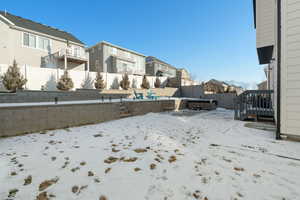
left=1, top=109, right=300, bottom=200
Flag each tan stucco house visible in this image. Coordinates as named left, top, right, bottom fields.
left=0, top=11, right=87, bottom=70
left=146, top=56, right=177, bottom=77
left=254, top=0, right=300, bottom=139
left=87, top=41, right=146, bottom=75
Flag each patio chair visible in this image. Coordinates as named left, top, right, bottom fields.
left=134, top=90, right=144, bottom=99
left=146, top=89, right=158, bottom=100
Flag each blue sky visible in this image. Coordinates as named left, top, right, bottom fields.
left=1, top=0, right=264, bottom=84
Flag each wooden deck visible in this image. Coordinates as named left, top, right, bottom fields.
left=234, top=90, right=274, bottom=121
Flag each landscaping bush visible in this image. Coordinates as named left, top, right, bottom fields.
left=141, top=75, right=150, bottom=89
left=94, top=71, right=106, bottom=89
left=154, top=77, right=161, bottom=88
left=57, top=70, right=74, bottom=91
left=1, top=60, right=27, bottom=92
left=120, top=73, right=130, bottom=90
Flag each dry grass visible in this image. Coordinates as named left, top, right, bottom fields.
left=168, top=155, right=177, bottom=163
left=150, top=163, right=156, bottom=170
left=234, top=167, right=245, bottom=172
left=8, top=189, right=18, bottom=198
left=105, top=168, right=111, bottom=174
left=36, top=191, right=49, bottom=200
left=88, top=171, right=94, bottom=176
left=121, top=157, right=138, bottom=162
left=99, top=195, right=108, bottom=200
left=39, top=177, right=59, bottom=191
left=104, top=157, right=119, bottom=164
left=24, top=175, right=32, bottom=186
left=134, top=148, right=147, bottom=153
left=134, top=167, right=141, bottom=172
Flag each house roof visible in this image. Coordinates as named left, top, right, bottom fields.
left=0, top=11, right=84, bottom=45
left=146, top=56, right=177, bottom=70
left=88, top=41, right=146, bottom=57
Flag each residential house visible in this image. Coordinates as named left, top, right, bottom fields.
left=203, top=79, right=243, bottom=94
left=257, top=80, right=268, bottom=90
left=146, top=56, right=177, bottom=77
left=87, top=41, right=146, bottom=75
left=177, top=68, right=190, bottom=80
left=0, top=11, right=87, bottom=71
left=253, top=0, right=300, bottom=138
left=166, top=68, right=198, bottom=88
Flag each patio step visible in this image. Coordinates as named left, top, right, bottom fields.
left=119, top=102, right=131, bottom=118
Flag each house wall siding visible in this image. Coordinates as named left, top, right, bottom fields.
left=256, top=0, right=276, bottom=48
left=281, top=0, right=300, bottom=136
left=146, top=61, right=176, bottom=77
left=88, top=43, right=146, bottom=75
left=0, top=23, right=85, bottom=69
left=0, top=20, right=11, bottom=65
left=102, top=43, right=146, bottom=75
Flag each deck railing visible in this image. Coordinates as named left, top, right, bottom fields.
left=234, top=90, right=274, bottom=120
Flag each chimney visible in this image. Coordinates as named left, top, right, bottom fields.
left=4, top=9, right=7, bottom=16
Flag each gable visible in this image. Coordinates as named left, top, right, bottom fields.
left=0, top=11, right=84, bottom=45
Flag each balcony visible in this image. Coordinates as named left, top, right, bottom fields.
left=57, top=48, right=88, bottom=64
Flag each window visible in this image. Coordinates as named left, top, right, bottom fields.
left=23, top=32, right=36, bottom=48
left=23, top=32, right=51, bottom=51
left=29, top=34, right=36, bottom=48
left=23, top=33, right=29, bottom=46
left=73, top=46, right=81, bottom=57
left=38, top=37, right=50, bottom=50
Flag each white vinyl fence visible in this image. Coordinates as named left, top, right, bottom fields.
left=0, top=64, right=168, bottom=91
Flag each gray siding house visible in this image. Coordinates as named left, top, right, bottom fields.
left=254, top=0, right=300, bottom=139
left=146, top=56, right=177, bottom=77
left=88, top=41, right=146, bottom=75
left=0, top=11, right=87, bottom=70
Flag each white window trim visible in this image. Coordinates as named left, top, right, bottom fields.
left=22, top=32, right=52, bottom=52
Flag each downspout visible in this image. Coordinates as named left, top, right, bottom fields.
left=276, top=0, right=281, bottom=140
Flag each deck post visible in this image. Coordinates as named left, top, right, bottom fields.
left=64, top=49, right=67, bottom=70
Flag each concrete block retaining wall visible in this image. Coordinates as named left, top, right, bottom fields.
left=0, top=100, right=176, bottom=137
left=180, top=85, right=204, bottom=98
left=203, top=93, right=237, bottom=109
left=0, top=90, right=130, bottom=103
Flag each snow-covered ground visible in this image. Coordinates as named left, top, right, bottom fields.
left=1, top=109, right=300, bottom=200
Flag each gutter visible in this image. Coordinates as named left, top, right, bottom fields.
left=276, top=0, right=281, bottom=140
